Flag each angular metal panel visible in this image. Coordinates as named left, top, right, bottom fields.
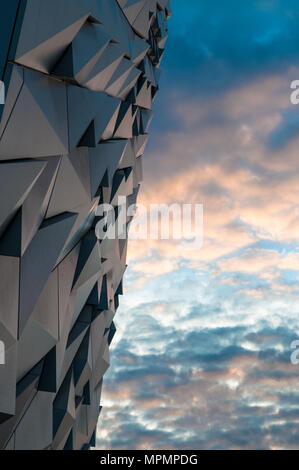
left=0, top=0, right=171, bottom=450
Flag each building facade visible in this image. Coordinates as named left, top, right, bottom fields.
left=0, top=0, right=170, bottom=450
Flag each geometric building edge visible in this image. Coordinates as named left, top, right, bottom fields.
left=0, top=0, right=171, bottom=450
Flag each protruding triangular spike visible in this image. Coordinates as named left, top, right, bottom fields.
left=19, top=212, right=78, bottom=334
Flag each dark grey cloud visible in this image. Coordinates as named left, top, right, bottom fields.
left=163, top=0, right=299, bottom=95
left=268, top=109, right=299, bottom=150
left=148, top=0, right=299, bottom=162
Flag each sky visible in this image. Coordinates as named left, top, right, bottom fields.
left=96, top=0, right=299, bottom=450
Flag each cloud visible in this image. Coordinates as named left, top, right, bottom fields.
left=157, top=0, right=299, bottom=96
left=97, top=298, right=299, bottom=450
left=95, top=0, right=299, bottom=451
left=268, top=108, right=299, bottom=150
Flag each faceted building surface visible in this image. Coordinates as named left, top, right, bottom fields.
left=0, top=0, right=171, bottom=450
